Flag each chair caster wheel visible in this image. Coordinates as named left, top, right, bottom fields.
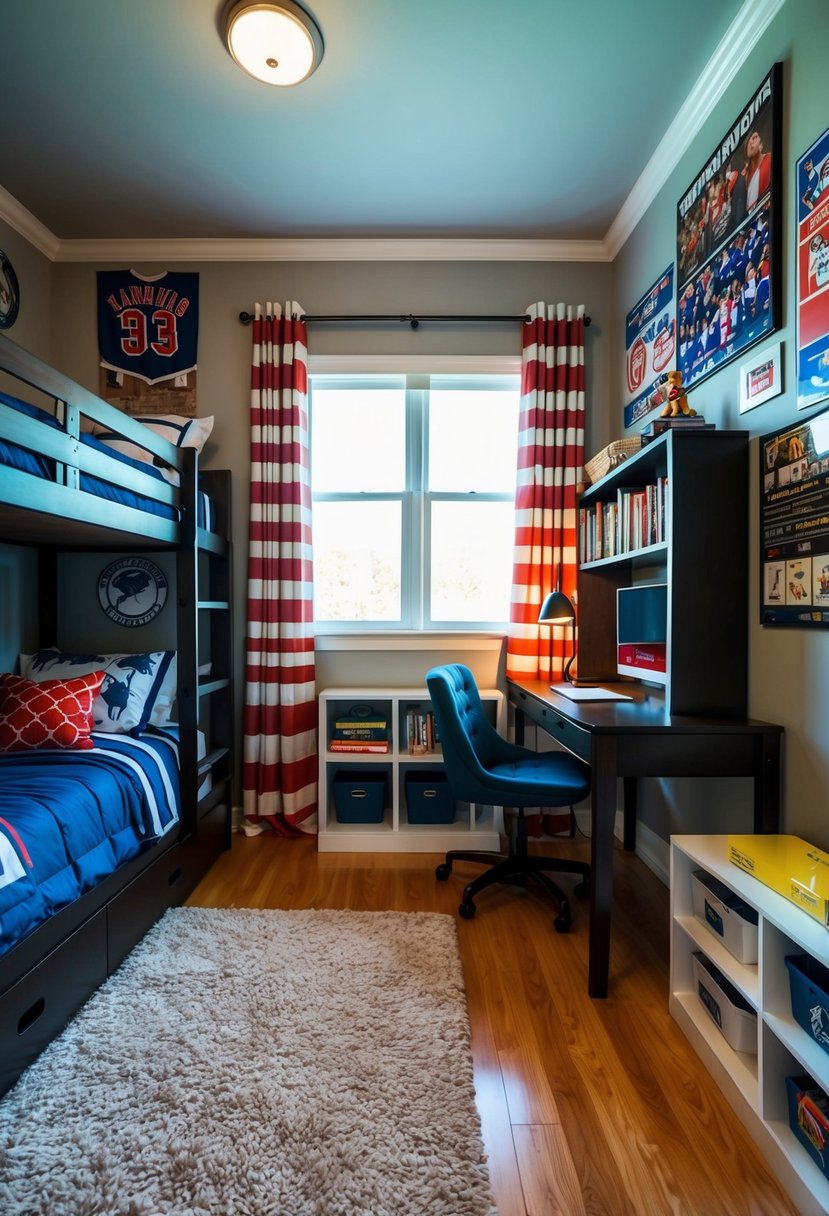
left=459, top=899, right=476, bottom=919
left=574, top=879, right=590, bottom=898
left=435, top=863, right=451, bottom=881
left=553, top=912, right=572, bottom=933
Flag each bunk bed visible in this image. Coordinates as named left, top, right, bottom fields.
left=0, top=332, right=233, bottom=1095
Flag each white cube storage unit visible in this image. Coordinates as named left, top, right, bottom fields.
left=671, top=835, right=829, bottom=1216
left=318, top=687, right=505, bottom=853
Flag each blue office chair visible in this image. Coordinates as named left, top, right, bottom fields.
left=425, top=663, right=591, bottom=931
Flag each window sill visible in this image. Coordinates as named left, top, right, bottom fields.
left=314, top=632, right=506, bottom=652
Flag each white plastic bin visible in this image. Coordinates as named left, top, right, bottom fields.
left=691, top=868, right=758, bottom=965
left=692, top=951, right=757, bottom=1054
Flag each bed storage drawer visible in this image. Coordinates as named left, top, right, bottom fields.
left=106, top=841, right=187, bottom=972
left=0, top=910, right=107, bottom=1096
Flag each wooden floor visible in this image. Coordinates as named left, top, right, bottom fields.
left=188, top=832, right=799, bottom=1216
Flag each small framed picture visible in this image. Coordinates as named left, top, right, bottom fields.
left=739, top=341, right=782, bottom=412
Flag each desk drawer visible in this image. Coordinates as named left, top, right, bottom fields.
left=515, top=694, right=591, bottom=761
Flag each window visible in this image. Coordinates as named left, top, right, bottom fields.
left=310, top=373, right=520, bottom=631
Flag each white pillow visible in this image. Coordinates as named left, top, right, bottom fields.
left=20, top=648, right=175, bottom=735
left=92, top=414, right=214, bottom=468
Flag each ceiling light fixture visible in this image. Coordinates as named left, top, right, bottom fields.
left=224, top=0, right=324, bottom=87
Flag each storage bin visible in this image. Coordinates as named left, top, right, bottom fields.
left=785, top=954, right=829, bottom=1053
left=691, top=868, right=759, bottom=964
left=583, top=437, right=641, bottom=484
left=786, top=1074, right=829, bottom=1177
left=405, top=770, right=455, bottom=824
left=332, top=771, right=387, bottom=824
left=691, top=951, right=757, bottom=1054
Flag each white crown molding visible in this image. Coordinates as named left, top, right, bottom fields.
left=604, top=0, right=785, bottom=258
left=0, top=0, right=784, bottom=267
left=51, top=236, right=610, bottom=263
left=0, top=184, right=60, bottom=260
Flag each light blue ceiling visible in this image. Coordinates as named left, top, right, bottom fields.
left=0, top=0, right=748, bottom=242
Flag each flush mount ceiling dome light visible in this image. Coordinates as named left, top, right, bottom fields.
left=224, top=0, right=324, bottom=86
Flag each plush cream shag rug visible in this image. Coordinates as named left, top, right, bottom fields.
left=0, top=908, right=496, bottom=1216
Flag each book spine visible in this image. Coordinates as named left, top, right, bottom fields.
left=329, top=741, right=390, bottom=753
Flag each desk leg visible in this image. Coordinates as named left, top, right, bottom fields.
left=754, top=729, right=781, bottom=833
left=622, top=778, right=637, bottom=851
left=589, top=734, right=617, bottom=999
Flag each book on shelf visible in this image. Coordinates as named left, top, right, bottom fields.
left=578, top=475, right=669, bottom=562
left=334, top=717, right=387, bottom=730
left=405, top=705, right=438, bottom=754
left=640, top=415, right=715, bottom=443
left=328, top=739, right=390, bottom=753
left=332, top=726, right=388, bottom=741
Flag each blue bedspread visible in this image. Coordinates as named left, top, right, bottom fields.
left=0, top=731, right=181, bottom=956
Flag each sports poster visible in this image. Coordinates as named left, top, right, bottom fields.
left=675, top=64, right=781, bottom=392
left=760, top=405, right=829, bottom=627
left=623, top=266, right=675, bottom=429
left=796, top=125, right=829, bottom=411
left=97, top=270, right=199, bottom=415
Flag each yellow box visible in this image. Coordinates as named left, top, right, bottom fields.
left=728, top=835, right=829, bottom=925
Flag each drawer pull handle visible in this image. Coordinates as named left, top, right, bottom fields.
left=168, top=867, right=182, bottom=887
left=18, top=997, right=45, bottom=1036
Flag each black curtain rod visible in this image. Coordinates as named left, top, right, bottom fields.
left=238, top=311, right=591, bottom=329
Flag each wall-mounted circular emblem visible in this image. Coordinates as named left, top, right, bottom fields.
left=0, top=250, right=19, bottom=330
left=97, top=556, right=168, bottom=628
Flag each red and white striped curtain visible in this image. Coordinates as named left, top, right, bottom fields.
left=506, top=302, right=586, bottom=684
left=243, top=302, right=317, bottom=836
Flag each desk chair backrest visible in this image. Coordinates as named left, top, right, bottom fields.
left=425, top=663, right=514, bottom=805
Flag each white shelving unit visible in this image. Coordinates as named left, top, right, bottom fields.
left=318, top=687, right=505, bottom=853
left=671, top=835, right=829, bottom=1216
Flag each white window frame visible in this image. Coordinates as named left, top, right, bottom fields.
left=309, top=356, right=521, bottom=635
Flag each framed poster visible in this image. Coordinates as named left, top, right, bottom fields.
left=796, top=124, right=829, bottom=410
left=676, top=63, right=782, bottom=392
left=739, top=341, right=782, bottom=412
left=759, top=405, right=829, bottom=626
left=623, top=265, right=675, bottom=429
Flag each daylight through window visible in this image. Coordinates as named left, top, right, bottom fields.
left=310, top=374, right=520, bottom=630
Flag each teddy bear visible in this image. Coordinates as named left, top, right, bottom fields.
left=660, top=369, right=697, bottom=418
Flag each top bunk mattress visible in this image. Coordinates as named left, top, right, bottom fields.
left=0, top=392, right=216, bottom=532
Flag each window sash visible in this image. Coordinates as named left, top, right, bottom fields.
left=310, top=373, right=518, bottom=632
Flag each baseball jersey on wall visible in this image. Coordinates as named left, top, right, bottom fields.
left=97, top=269, right=199, bottom=386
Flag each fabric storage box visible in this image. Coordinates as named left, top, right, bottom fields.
left=332, top=771, right=387, bottom=824
left=785, top=954, right=829, bottom=1053
left=583, top=437, right=641, bottom=485
left=786, top=1074, right=829, bottom=1178
left=691, top=951, right=757, bottom=1054
left=691, top=868, right=759, bottom=964
left=405, top=770, right=455, bottom=824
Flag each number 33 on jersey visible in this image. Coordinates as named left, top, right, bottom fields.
left=97, top=269, right=199, bottom=386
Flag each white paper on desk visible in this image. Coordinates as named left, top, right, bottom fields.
left=550, top=685, right=633, bottom=702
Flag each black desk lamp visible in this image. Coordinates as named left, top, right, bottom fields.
left=538, top=588, right=576, bottom=685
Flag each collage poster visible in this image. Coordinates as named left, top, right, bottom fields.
left=676, top=65, right=781, bottom=391
left=623, top=266, right=675, bottom=430
left=760, top=406, right=829, bottom=627
left=796, top=124, right=829, bottom=410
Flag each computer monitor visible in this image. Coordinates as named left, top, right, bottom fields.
left=617, top=582, right=668, bottom=684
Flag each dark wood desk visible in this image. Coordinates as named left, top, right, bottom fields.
left=508, top=678, right=783, bottom=998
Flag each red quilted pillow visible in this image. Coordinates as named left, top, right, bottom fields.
left=0, top=671, right=106, bottom=752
